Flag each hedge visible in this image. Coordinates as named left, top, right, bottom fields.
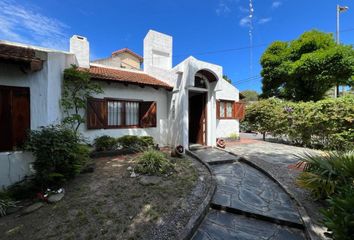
left=243, top=95, right=354, bottom=150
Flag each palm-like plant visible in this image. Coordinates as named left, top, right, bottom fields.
left=296, top=151, right=354, bottom=200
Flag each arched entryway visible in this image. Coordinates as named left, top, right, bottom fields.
left=188, top=69, right=218, bottom=146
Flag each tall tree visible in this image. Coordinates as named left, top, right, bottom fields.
left=260, top=30, right=354, bottom=101
left=240, top=90, right=259, bottom=102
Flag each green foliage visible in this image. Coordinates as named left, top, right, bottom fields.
left=321, top=185, right=354, bottom=240
left=297, top=151, right=354, bottom=239
left=244, top=96, right=354, bottom=150
left=25, top=125, right=90, bottom=188
left=61, top=65, right=103, bottom=132
left=228, top=133, right=240, bottom=140
left=240, top=90, right=259, bottom=102
left=261, top=30, right=354, bottom=101
left=0, top=194, right=17, bottom=217
left=117, top=135, right=154, bottom=151
left=243, top=98, right=287, bottom=140
left=139, top=136, right=154, bottom=148
left=296, top=151, right=354, bottom=200
left=6, top=180, right=39, bottom=200
left=135, top=149, right=174, bottom=175
left=93, top=135, right=155, bottom=152
left=94, top=135, right=118, bottom=151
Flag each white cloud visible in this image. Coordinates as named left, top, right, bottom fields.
left=216, top=1, right=231, bottom=16
left=258, top=17, right=272, bottom=24
left=239, top=16, right=251, bottom=27
left=0, top=0, right=69, bottom=50
left=216, top=0, right=240, bottom=16
left=272, top=1, right=282, bottom=9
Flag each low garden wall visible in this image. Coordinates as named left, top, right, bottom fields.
left=0, top=151, right=34, bottom=188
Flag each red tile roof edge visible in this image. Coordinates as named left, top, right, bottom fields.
left=79, top=66, right=173, bottom=90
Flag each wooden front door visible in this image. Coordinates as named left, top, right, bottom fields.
left=189, top=92, right=207, bottom=145
left=0, top=86, right=30, bottom=151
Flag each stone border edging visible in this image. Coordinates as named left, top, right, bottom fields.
left=216, top=147, right=315, bottom=240
left=179, top=150, right=217, bottom=240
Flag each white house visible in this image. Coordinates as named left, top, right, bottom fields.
left=0, top=30, right=244, bottom=187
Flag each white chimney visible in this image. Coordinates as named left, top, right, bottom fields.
left=144, top=30, right=172, bottom=71
left=70, top=35, right=90, bottom=68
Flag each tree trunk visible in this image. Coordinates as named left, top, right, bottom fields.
left=263, top=132, right=266, bottom=141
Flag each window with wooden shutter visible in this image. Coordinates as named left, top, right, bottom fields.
left=216, top=99, right=245, bottom=120
left=87, top=98, right=106, bottom=129
left=139, top=101, right=157, bottom=128
left=0, top=86, right=30, bottom=151
left=234, top=102, right=245, bottom=120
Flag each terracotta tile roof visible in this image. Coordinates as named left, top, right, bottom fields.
left=111, top=48, right=143, bottom=62
left=80, top=65, right=173, bottom=90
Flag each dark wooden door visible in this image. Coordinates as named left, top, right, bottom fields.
left=0, top=88, right=13, bottom=151
left=0, top=86, right=30, bottom=151
left=189, top=92, right=207, bottom=145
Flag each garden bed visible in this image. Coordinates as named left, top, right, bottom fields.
left=0, top=152, right=211, bottom=240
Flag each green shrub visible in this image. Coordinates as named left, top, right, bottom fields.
left=117, top=135, right=154, bottom=151
left=94, top=135, right=118, bottom=151
left=296, top=151, right=354, bottom=199
left=135, top=149, right=174, bottom=175
left=321, top=185, right=354, bottom=240
left=25, top=125, right=90, bottom=188
left=244, top=98, right=288, bottom=140
left=139, top=136, right=154, bottom=148
left=6, top=180, right=39, bottom=200
left=244, top=95, right=354, bottom=150
left=228, top=133, right=240, bottom=140
left=0, top=195, right=17, bottom=217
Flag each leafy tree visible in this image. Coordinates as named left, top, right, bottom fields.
left=261, top=30, right=354, bottom=101
left=240, top=90, right=259, bottom=102
left=223, top=74, right=232, bottom=83
left=61, top=65, right=103, bottom=132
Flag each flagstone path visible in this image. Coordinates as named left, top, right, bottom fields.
left=190, top=147, right=306, bottom=240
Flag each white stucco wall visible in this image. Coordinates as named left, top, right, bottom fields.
left=0, top=51, right=75, bottom=130
left=0, top=152, right=34, bottom=188
left=215, top=79, right=240, bottom=138
left=0, top=47, right=75, bottom=188
left=79, top=81, right=170, bottom=146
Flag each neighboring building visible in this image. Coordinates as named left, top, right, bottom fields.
left=93, top=48, right=143, bottom=70
left=0, top=30, right=244, bottom=187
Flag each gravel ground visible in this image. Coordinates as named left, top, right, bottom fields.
left=0, top=153, right=212, bottom=240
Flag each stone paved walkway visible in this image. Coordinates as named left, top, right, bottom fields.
left=226, top=137, right=327, bottom=240
left=193, top=210, right=306, bottom=240
left=191, top=147, right=306, bottom=240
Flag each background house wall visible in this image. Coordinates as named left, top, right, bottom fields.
left=116, top=52, right=141, bottom=69
left=79, top=81, right=170, bottom=146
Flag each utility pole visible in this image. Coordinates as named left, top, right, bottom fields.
left=335, top=5, right=349, bottom=98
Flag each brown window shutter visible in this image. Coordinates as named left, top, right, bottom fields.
left=139, top=101, right=157, bottom=128
left=0, top=86, right=30, bottom=151
left=216, top=100, right=220, bottom=119
left=87, top=98, right=106, bottom=129
left=234, top=102, right=245, bottom=120
left=12, top=88, right=30, bottom=148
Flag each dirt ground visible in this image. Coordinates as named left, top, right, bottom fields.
left=0, top=153, right=209, bottom=240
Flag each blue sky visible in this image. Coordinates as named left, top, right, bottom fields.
left=0, top=0, right=353, bottom=92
